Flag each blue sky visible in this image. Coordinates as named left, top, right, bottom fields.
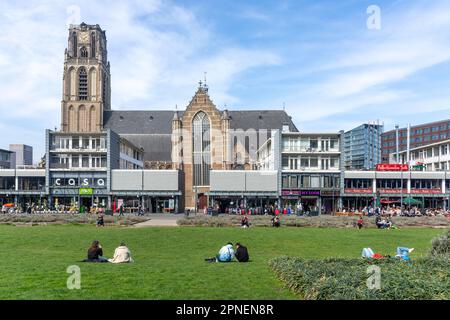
left=2, top=0, right=450, bottom=161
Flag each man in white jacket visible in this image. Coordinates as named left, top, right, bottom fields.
left=108, top=242, right=134, bottom=263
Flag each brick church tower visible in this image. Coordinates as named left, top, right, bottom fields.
left=60, top=23, right=111, bottom=132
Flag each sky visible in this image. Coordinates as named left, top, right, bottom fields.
left=2, top=0, right=450, bottom=161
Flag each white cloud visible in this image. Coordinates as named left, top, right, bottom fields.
left=0, top=0, right=279, bottom=159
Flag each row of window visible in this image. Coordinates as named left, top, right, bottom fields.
left=282, top=174, right=340, bottom=189
left=51, top=136, right=107, bottom=151
left=344, top=179, right=447, bottom=189
left=383, top=124, right=450, bottom=140
left=282, top=156, right=339, bottom=170
left=50, top=155, right=107, bottom=169
left=0, top=177, right=45, bottom=191
left=282, top=138, right=339, bottom=152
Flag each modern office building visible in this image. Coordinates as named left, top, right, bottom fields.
left=344, top=123, right=383, bottom=170
left=0, top=149, right=15, bottom=169
left=9, top=144, right=33, bottom=168
left=381, top=119, right=450, bottom=163
left=390, top=139, right=450, bottom=171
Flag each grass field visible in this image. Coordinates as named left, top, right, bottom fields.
left=0, top=225, right=444, bottom=299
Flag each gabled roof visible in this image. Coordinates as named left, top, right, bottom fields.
left=103, top=109, right=298, bottom=134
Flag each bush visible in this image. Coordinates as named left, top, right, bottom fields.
left=177, top=215, right=450, bottom=228
left=269, top=256, right=450, bottom=300
left=429, top=231, right=450, bottom=259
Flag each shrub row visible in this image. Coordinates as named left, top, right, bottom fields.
left=0, top=214, right=149, bottom=226
left=177, top=215, right=450, bottom=228
left=429, top=230, right=450, bottom=259
left=269, top=256, right=450, bottom=300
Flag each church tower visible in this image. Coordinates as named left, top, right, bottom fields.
left=60, top=23, right=111, bottom=132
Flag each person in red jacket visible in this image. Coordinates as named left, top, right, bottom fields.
left=275, top=208, right=280, bottom=215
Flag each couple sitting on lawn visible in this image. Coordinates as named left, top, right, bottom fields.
left=83, top=240, right=133, bottom=263
left=205, top=242, right=249, bottom=263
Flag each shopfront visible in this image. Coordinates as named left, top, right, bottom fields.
left=49, top=172, right=108, bottom=211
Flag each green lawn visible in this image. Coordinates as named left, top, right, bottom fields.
left=0, top=225, right=443, bottom=299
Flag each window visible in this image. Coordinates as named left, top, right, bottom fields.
left=432, top=126, right=439, bottom=132
left=310, top=140, right=318, bottom=150
left=82, top=156, right=89, bottom=168
left=424, top=128, right=430, bottom=133
left=282, top=176, right=289, bottom=188
left=80, top=46, right=88, bottom=58
left=432, top=135, right=439, bottom=140
left=91, top=33, right=96, bottom=57
left=72, top=155, right=79, bottom=168
left=78, top=68, right=88, bottom=100
left=290, top=176, right=298, bottom=188
left=289, top=158, right=298, bottom=170
left=282, top=156, right=289, bottom=169
left=192, top=112, right=211, bottom=186
left=300, top=158, right=309, bottom=168
left=301, top=175, right=310, bottom=188
left=415, top=129, right=423, bottom=134
left=309, top=158, right=318, bottom=167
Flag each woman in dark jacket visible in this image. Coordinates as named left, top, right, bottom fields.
left=235, top=243, right=249, bottom=262
left=85, top=240, right=108, bottom=262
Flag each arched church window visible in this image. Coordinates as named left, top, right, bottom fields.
left=78, top=67, right=88, bottom=100
left=80, top=46, right=88, bottom=58
left=192, top=111, right=211, bottom=186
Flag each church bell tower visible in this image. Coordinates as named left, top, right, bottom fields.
left=60, top=23, right=111, bottom=132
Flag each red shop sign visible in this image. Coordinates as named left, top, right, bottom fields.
left=376, top=164, right=409, bottom=171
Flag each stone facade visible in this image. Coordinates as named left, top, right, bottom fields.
left=60, top=23, right=111, bottom=133
left=172, top=84, right=232, bottom=209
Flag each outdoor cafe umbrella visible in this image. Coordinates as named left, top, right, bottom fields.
left=2, top=203, right=14, bottom=207
left=403, top=197, right=423, bottom=206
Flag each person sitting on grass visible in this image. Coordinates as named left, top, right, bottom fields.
left=271, top=216, right=281, bottom=228
left=84, top=240, right=108, bottom=263
left=241, top=216, right=250, bottom=228
left=357, top=217, right=364, bottom=229
left=108, top=241, right=133, bottom=263
left=235, top=243, right=249, bottom=262
left=96, top=214, right=105, bottom=227
left=205, top=243, right=234, bottom=263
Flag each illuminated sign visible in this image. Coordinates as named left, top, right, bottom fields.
left=79, top=188, right=93, bottom=195
left=52, top=178, right=106, bottom=188
left=376, top=164, right=409, bottom=171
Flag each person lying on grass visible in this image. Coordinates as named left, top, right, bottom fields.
left=83, top=240, right=108, bottom=262
left=205, top=242, right=234, bottom=262
left=108, top=241, right=134, bottom=263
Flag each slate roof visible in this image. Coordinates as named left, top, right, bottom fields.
left=103, top=109, right=298, bottom=162
left=104, top=109, right=298, bottom=134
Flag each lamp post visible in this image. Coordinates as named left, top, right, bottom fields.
left=400, top=169, right=404, bottom=211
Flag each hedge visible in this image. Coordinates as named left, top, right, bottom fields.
left=269, top=256, right=449, bottom=300
left=177, top=215, right=450, bottom=228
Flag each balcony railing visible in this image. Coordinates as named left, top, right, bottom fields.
left=283, top=147, right=340, bottom=153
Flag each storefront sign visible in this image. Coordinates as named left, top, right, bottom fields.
left=378, top=189, right=408, bottom=194
left=410, top=189, right=442, bottom=194
left=300, top=190, right=321, bottom=196
left=344, top=188, right=373, bottom=194
left=79, top=188, right=93, bottom=196
left=281, top=190, right=300, bottom=196
left=52, top=178, right=106, bottom=188
left=376, top=164, right=409, bottom=171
